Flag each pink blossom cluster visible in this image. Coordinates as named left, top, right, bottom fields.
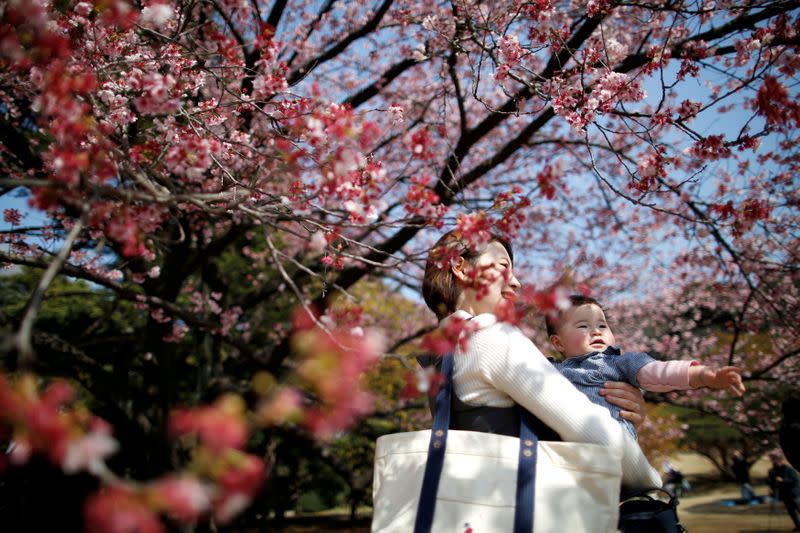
left=190, top=291, right=224, bottom=316
left=517, top=283, right=572, bottom=320
left=288, top=307, right=383, bottom=439
left=494, top=63, right=512, bottom=82
left=139, top=2, right=175, bottom=30
left=320, top=304, right=365, bottom=332
left=551, top=86, right=589, bottom=130
left=0, top=0, right=217, bottom=261
left=0, top=0, right=70, bottom=67
left=105, top=214, right=147, bottom=257
left=388, top=103, right=405, bottom=124
left=409, top=128, right=435, bottom=160
left=163, top=321, right=189, bottom=343
left=404, top=175, right=448, bottom=227
left=686, top=135, right=732, bottom=167
left=2, top=6, right=167, bottom=261
left=497, top=34, right=523, bottom=66
left=256, top=386, right=304, bottom=427
left=133, top=72, right=180, bottom=115
left=34, top=63, right=96, bottom=143
left=169, top=394, right=249, bottom=452
left=0, top=372, right=272, bottom=531
left=676, top=99, right=702, bottom=121
left=252, top=36, right=288, bottom=100
left=634, top=150, right=668, bottom=192
left=89, top=203, right=167, bottom=258
left=97, top=85, right=136, bottom=131
left=94, top=0, right=139, bottom=29
left=219, top=306, right=243, bottom=336
left=455, top=211, right=494, bottom=251
left=533, top=165, right=562, bottom=200
left=164, top=131, right=221, bottom=181
left=32, top=61, right=122, bottom=195
left=420, top=315, right=478, bottom=357
left=592, top=71, right=646, bottom=113
left=316, top=229, right=345, bottom=269
left=731, top=22, right=788, bottom=70
left=4, top=208, right=22, bottom=225
left=85, top=486, right=167, bottom=533
left=494, top=188, right=532, bottom=235
left=290, top=103, right=387, bottom=224
left=521, top=0, right=554, bottom=23
left=756, top=76, right=800, bottom=130
left=552, top=70, right=646, bottom=130
left=586, top=0, right=613, bottom=17
left=82, top=397, right=266, bottom=531
left=711, top=196, right=772, bottom=237
left=400, top=365, right=443, bottom=402
left=0, top=374, right=118, bottom=473
left=253, top=71, right=289, bottom=100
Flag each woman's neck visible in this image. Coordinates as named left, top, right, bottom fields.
left=455, top=293, right=485, bottom=316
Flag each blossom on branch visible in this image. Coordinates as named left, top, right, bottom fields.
left=289, top=307, right=383, bottom=439
left=0, top=374, right=119, bottom=474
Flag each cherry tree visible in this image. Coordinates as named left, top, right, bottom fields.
left=1, top=0, right=798, bottom=528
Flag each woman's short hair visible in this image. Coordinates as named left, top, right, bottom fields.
left=422, top=230, right=513, bottom=320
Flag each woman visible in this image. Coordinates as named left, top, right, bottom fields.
left=422, top=230, right=661, bottom=489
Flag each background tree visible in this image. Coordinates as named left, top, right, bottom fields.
left=1, top=0, right=798, bottom=529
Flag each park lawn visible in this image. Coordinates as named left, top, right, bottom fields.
left=275, top=453, right=797, bottom=532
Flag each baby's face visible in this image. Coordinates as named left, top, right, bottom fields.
left=550, top=304, right=616, bottom=358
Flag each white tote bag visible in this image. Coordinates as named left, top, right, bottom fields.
left=371, top=354, right=623, bottom=533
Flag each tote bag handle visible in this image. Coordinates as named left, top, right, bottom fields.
left=414, top=353, right=538, bottom=533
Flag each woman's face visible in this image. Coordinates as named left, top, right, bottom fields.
left=453, top=240, right=520, bottom=316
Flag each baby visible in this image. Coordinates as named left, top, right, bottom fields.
left=547, top=295, right=745, bottom=438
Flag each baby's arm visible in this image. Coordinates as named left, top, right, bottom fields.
left=637, top=360, right=745, bottom=396
left=688, top=365, right=745, bottom=396
left=479, top=325, right=661, bottom=489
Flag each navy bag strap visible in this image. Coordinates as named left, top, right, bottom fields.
left=515, top=408, right=538, bottom=532
left=414, top=352, right=537, bottom=533
left=413, top=352, right=453, bottom=533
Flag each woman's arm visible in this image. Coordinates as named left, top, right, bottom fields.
left=470, top=322, right=661, bottom=489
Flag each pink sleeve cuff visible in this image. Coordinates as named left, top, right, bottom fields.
left=636, top=360, right=698, bottom=392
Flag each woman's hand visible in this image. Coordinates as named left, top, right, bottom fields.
left=600, top=381, right=647, bottom=428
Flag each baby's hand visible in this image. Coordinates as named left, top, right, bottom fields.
left=704, top=366, right=745, bottom=396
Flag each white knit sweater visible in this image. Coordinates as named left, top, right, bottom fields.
left=449, top=310, right=662, bottom=489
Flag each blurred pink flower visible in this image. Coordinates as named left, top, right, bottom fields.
left=84, top=487, right=164, bottom=533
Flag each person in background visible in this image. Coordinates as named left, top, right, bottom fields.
left=732, top=450, right=757, bottom=503
left=768, top=451, right=800, bottom=531
left=780, top=396, right=800, bottom=471
left=662, top=461, right=690, bottom=498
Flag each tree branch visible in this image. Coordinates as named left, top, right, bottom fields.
left=14, top=207, right=87, bottom=369
left=286, top=0, right=395, bottom=86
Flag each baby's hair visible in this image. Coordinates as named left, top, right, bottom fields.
left=545, top=294, right=603, bottom=337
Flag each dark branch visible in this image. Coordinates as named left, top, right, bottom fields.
left=287, top=0, right=395, bottom=86
left=342, top=58, right=419, bottom=108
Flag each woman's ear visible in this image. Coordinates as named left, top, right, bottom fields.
left=451, top=256, right=469, bottom=282
left=549, top=334, right=564, bottom=353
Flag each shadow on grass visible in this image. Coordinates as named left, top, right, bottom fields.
left=272, top=514, right=370, bottom=532
left=683, top=498, right=788, bottom=517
